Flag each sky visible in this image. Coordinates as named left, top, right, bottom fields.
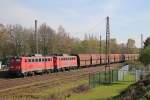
left=0, top=0, right=150, bottom=47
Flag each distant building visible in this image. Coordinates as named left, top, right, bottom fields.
left=0, top=23, right=4, bottom=30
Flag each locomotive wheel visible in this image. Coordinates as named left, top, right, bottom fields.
left=54, top=68, right=58, bottom=72
left=49, top=69, right=53, bottom=73
left=23, top=72, right=27, bottom=77
left=31, top=71, right=35, bottom=76
left=46, top=70, right=50, bottom=74
left=60, top=68, right=62, bottom=72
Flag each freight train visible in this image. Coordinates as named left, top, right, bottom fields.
left=9, top=54, right=138, bottom=76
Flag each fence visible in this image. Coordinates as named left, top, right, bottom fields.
left=89, top=65, right=137, bottom=88
left=118, top=65, right=129, bottom=81
left=135, top=70, right=150, bottom=81
left=89, top=69, right=118, bottom=88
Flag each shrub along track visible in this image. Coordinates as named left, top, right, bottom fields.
left=0, top=64, right=121, bottom=99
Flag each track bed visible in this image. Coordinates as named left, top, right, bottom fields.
left=0, top=64, right=121, bottom=99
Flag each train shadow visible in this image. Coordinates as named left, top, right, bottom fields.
left=0, top=70, right=11, bottom=79
left=0, top=70, right=20, bottom=79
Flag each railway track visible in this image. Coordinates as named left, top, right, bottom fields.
left=0, top=63, right=121, bottom=94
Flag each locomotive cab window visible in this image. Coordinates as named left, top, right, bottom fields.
left=28, top=59, right=31, bottom=62
left=25, top=59, right=27, bottom=62
left=48, top=58, right=50, bottom=61
left=39, top=58, right=41, bottom=62
left=35, top=59, right=38, bottom=62
left=45, top=58, right=47, bottom=61
left=32, top=59, right=34, bottom=62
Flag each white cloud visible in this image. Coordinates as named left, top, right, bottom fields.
left=0, top=0, right=39, bottom=27
left=0, top=0, right=148, bottom=48
left=81, top=0, right=122, bottom=39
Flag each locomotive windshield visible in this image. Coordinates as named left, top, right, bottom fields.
left=10, top=57, right=21, bottom=65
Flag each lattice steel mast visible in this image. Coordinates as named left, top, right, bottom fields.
left=35, top=20, right=38, bottom=54
left=100, top=35, right=102, bottom=54
left=105, top=16, right=111, bottom=83
left=141, top=33, right=143, bottom=54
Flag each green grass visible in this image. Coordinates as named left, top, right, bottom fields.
left=37, top=79, right=88, bottom=97
left=25, top=79, right=89, bottom=100
left=0, top=77, right=89, bottom=100
left=67, top=73, right=135, bottom=100
left=0, top=72, right=135, bottom=100
left=139, top=87, right=150, bottom=100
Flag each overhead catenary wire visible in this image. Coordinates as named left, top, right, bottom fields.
left=75, top=18, right=105, bottom=37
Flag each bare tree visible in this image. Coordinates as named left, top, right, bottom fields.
left=38, top=23, right=55, bottom=55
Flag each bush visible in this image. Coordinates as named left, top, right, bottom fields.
left=140, top=46, right=150, bottom=66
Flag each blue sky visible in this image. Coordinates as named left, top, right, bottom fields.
left=0, top=0, right=150, bottom=47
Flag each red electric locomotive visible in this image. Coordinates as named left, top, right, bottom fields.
left=53, top=54, right=78, bottom=71
left=9, top=55, right=54, bottom=76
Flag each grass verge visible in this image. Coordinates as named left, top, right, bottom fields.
left=67, top=73, right=135, bottom=100
left=0, top=77, right=89, bottom=100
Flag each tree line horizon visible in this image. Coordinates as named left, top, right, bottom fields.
left=0, top=22, right=139, bottom=60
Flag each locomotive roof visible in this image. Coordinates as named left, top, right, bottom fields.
left=21, top=56, right=53, bottom=58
